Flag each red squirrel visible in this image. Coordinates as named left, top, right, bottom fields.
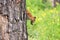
left=16, top=0, right=36, bottom=25
left=26, top=10, right=36, bottom=25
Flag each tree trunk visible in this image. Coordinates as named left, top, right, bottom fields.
left=20, top=0, right=28, bottom=40
left=51, top=0, right=60, bottom=7
left=0, top=0, right=28, bottom=40
left=51, top=0, right=56, bottom=7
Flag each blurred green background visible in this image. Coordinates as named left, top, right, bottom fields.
left=26, top=0, right=60, bottom=40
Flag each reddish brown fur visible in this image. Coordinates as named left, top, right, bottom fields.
left=26, top=10, right=36, bottom=24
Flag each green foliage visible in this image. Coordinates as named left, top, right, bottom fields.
left=26, top=0, right=60, bottom=40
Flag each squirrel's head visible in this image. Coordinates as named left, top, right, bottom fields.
left=31, top=17, right=36, bottom=25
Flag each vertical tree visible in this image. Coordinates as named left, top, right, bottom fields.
left=51, top=0, right=56, bottom=7
left=56, top=0, right=60, bottom=3
left=0, top=0, right=9, bottom=40
left=19, top=0, right=28, bottom=40
left=51, top=0, right=60, bottom=7
left=0, top=0, right=28, bottom=40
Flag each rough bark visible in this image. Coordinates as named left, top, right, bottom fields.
left=0, top=0, right=9, bottom=40
left=19, top=0, right=28, bottom=40
left=0, top=0, right=28, bottom=40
